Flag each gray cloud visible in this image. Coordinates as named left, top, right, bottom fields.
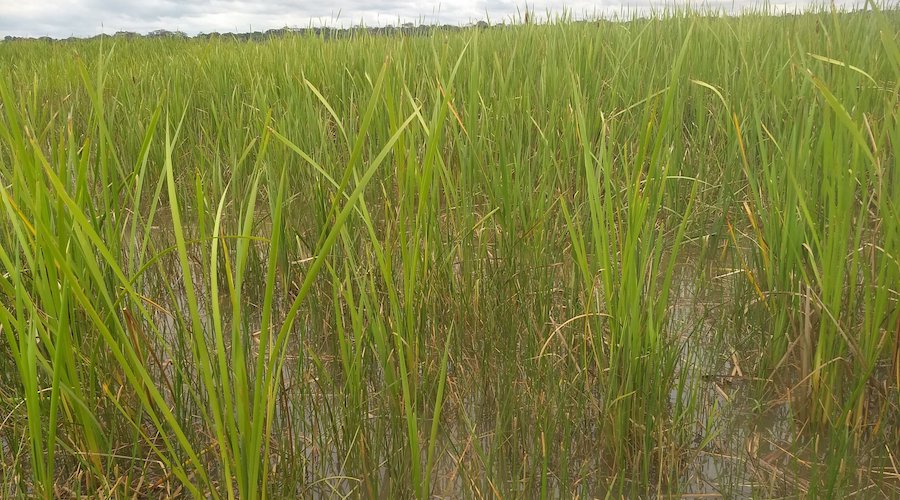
left=0, top=0, right=866, bottom=38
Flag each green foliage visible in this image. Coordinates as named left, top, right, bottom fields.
left=0, top=6, right=897, bottom=498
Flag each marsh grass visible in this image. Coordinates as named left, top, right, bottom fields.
left=0, top=5, right=898, bottom=498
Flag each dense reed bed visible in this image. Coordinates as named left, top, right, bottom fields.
left=0, top=6, right=897, bottom=498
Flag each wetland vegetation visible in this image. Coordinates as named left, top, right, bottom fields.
left=0, top=5, right=898, bottom=498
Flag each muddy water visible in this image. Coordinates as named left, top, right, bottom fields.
left=132, top=228, right=894, bottom=497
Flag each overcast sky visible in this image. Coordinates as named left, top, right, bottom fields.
left=0, top=0, right=865, bottom=38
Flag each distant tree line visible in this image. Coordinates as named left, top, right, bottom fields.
left=2, top=21, right=496, bottom=43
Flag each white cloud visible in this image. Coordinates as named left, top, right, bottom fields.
left=0, top=0, right=869, bottom=38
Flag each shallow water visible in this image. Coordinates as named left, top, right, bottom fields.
left=117, top=230, right=899, bottom=497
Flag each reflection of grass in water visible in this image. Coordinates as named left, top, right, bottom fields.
left=0, top=5, right=898, bottom=498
